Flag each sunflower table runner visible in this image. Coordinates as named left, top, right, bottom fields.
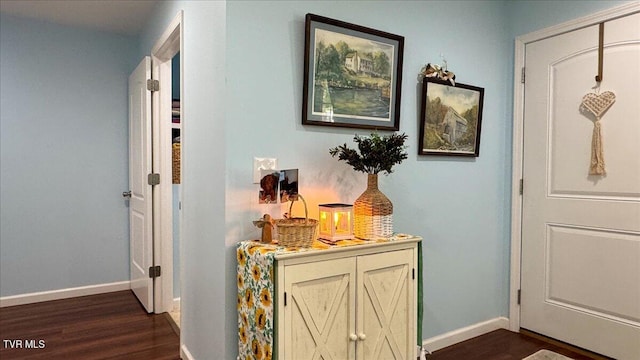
left=237, top=235, right=423, bottom=360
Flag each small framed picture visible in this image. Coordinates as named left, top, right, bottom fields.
left=279, top=169, right=299, bottom=202
left=419, top=77, right=484, bottom=157
left=302, top=13, right=404, bottom=130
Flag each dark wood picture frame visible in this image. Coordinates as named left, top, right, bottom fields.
left=419, top=77, right=484, bottom=157
left=302, top=13, right=404, bottom=131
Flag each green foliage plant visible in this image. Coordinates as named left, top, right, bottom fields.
left=329, top=133, right=409, bottom=175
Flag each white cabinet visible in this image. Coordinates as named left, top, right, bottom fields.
left=276, top=239, right=419, bottom=360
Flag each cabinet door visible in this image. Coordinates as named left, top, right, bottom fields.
left=283, top=257, right=356, bottom=360
left=357, top=249, right=415, bottom=360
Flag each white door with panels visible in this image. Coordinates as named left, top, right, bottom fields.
left=128, top=56, right=154, bottom=313
left=521, top=12, right=640, bottom=360
left=125, top=13, right=182, bottom=317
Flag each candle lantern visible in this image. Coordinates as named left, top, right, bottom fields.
left=319, top=203, right=354, bottom=242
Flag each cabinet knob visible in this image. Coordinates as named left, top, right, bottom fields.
left=349, top=334, right=358, bottom=342
left=358, top=333, right=366, bottom=341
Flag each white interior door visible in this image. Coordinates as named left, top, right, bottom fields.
left=521, top=12, right=640, bottom=360
left=128, top=56, right=154, bottom=313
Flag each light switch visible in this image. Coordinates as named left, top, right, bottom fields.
left=253, top=157, right=277, bottom=183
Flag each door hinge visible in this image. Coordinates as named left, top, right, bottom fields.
left=412, top=268, right=415, bottom=280
left=284, top=292, right=287, bottom=306
left=147, top=79, right=159, bottom=92
left=517, top=289, right=521, bottom=305
left=521, top=67, right=525, bottom=84
left=519, top=179, right=524, bottom=195
left=148, top=173, right=160, bottom=186
left=149, top=265, right=161, bottom=278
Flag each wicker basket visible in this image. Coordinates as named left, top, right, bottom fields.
left=275, top=195, right=318, bottom=248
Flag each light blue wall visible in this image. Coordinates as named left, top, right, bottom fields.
left=0, top=14, right=138, bottom=297
left=226, top=0, right=512, bottom=341
left=507, top=0, right=633, bottom=38
left=139, top=1, right=228, bottom=359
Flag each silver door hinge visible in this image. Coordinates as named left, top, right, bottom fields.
left=519, top=179, right=524, bottom=195
left=147, top=79, right=159, bottom=92
left=149, top=265, right=161, bottom=278
left=517, top=289, right=521, bottom=305
left=521, top=67, right=525, bottom=84
left=148, top=173, right=160, bottom=186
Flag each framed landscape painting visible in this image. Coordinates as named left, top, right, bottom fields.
left=419, top=78, right=484, bottom=157
left=302, top=14, right=404, bottom=130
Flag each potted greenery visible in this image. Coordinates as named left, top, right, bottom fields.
left=329, top=132, right=408, bottom=239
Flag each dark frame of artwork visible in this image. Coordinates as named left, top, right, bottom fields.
left=302, top=13, right=404, bottom=131
left=419, top=77, right=484, bottom=157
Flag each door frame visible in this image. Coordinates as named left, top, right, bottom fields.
left=150, top=10, right=183, bottom=314
left=508, top=2, right=640, bottom=332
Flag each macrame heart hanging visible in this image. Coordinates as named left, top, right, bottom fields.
left=580, top=90, right=615, bottom=175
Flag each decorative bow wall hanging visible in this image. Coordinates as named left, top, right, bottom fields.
left=419, top=62, right=456, bottom=86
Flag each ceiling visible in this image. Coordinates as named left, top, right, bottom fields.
left=0, top=0, right=159, bottom=36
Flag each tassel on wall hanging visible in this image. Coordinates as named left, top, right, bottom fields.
left=580, top=22, right=616, bottom=176
left=580, top=90, right=615, bottom=175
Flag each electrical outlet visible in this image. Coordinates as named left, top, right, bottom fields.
left=253, top=157, right=277, bottom=183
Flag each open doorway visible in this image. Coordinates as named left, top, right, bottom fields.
left=148, top=10, right=183, bottom=327
left=169, top=51, right=181, bottom=329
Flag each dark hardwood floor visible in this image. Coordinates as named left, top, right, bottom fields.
left=1, top=291, right=612, bottom=360
left=427, top=328, right=610, bottom=360
left=0, top=290, right=180, bottom=360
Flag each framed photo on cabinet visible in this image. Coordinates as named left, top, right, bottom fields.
left=419, top=77, right=484, bottom=157
left=302, top=13, right=404, bottom=131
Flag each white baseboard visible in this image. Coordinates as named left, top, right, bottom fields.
left=0, top=281, right=131, bottom=308
left=180, top=344, right=194, bottom=360
left=423, top=316, right=510, bottom=353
